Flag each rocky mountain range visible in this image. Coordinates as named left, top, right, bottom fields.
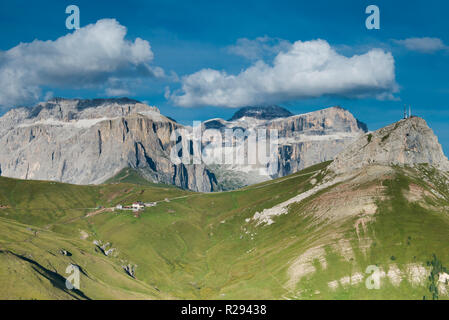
left=0, top=98, right=367, bottom=191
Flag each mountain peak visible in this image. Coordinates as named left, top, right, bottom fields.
left=330, top=116, right=449, bottom=174
left=229, top=105, right=293, bottom=121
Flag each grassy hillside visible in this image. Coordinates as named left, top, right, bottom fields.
left=105, top=167, right=178, bottom=188
left=0, top=161, right=449, bottom=299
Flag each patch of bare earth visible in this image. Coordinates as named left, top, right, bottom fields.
left=405, top=183, right=430, bottom=202
left=304, top=166, right=394, bottom=225
left=327, top=263, right=437, bottom=292
left=406, top=263, right=430, bottom=286
left=286, top=246, right=327, bottom=289
left=79, top=230, right=89, bottom=240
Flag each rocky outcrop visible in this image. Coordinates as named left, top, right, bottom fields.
left=0, top=98, right=217, bottom=192
left=123, top=264, right=137, bottom=279
left=329, top=117, right=449, bottom=174
left=59, top=249, right=72, bottom=256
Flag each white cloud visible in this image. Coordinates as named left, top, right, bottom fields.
left=105, top=88, right=131, bottom=97
left=170, top=39, right=398, bottom=108
left=103, top=77, right=133, bottom=97
left=227, top=36, right=292, bottom=60
left=43, top=91, right=54, bottom=101
left=394, top=37, right=448, bottom=53
left=0, top=19, right=162, bottom=107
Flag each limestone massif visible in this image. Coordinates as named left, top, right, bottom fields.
left=0, top=98, right=217, bottom=192
left=204, top=106, right=367, bottom=188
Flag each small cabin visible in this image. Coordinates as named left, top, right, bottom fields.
left=132, top=202, right=145, bottom=210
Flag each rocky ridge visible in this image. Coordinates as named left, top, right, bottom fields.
left=329, top=116, right=449, bottom=174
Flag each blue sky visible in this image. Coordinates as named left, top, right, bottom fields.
left=0, top=0, right=448, bottom=151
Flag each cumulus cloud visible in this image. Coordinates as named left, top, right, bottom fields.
left=104, top=87, right=131, bottom=97
left=394, top=37, right=448, bottom=53
left=170, top=39, right=398, bottom=108
left=0, top=19, right=162, bottom=107
left=227, top=36, right=292, bottom=60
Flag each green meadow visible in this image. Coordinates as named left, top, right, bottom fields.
left=0, top=161, right=448, bottom=299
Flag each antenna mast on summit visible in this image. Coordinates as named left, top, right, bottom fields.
left=404, top=104, right=408, bottom=119
left=409, top=105, right=412, bottom=118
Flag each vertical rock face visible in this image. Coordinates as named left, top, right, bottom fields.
left=0, top=98, right=217, bottom=192
left=329, top=117, right=449, bottom=174
left=267, top=106, right=367, bottom=177
left=203, top=106, right=367, bottom=188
